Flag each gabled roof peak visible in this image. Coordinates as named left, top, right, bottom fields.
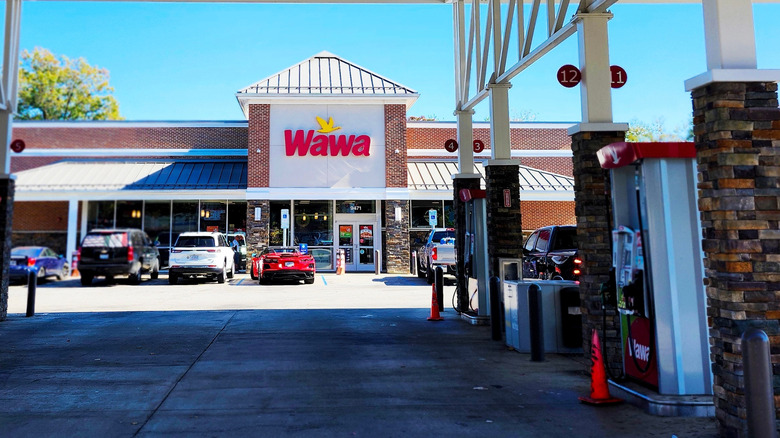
left=236, top=51, right=418, bottom=100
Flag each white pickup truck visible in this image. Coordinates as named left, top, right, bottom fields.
left=417, top=228, right=457, bottom=284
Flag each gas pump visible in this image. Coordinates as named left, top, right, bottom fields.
left=459, top=188, right=489, bottom=316
left=598, top=142, right=712, bottom=396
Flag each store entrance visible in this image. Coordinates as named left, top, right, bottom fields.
left=336, top=222, right=375, bottom=272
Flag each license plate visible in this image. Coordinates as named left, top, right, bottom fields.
left=188, top=254, right=199, bottom=260
left=285, top=261, right=295, bottom=267
left=99, top=254, right=109, bottom=260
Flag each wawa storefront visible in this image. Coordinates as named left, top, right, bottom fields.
left=10, top=52, right=576, bottom=273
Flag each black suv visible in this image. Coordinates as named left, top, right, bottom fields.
left=522, top=225, right=581, bottom=281
left=77, top=228, right=160, bottom=286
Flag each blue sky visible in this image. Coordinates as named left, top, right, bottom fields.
left=16, top=2, right=780, bottom=133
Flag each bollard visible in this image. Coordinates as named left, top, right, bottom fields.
left=742, top=328, right=777, bottom=438
left=411, top=251, right=418, bottom=276
left=26, top=269, right=37, bottom=317
left=528, top=283, right=544, bottom=361
left=375, top=249, right=381, bottom=275
left=489, top=276, right=502, bottom=341
left=435, top=266, right=444, bottom=312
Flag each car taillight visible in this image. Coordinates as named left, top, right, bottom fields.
left=206, top=249, right=216, bottom=253
left=574, top=258, right=582, bottom=265
left=75, top=250, right=80, bottom=262
left=432, top=247, right=438, bottom=261
left=127, top=246, right=134, bottom=262
left=573, top=269, right=581, bottom=275
left=27, top=257, right=36, bottom=267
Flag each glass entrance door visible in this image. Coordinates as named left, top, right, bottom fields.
left=337, top=222, right=375, bottom=272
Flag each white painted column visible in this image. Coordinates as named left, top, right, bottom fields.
left=702, top=0, right=756, bottom=70
left=455, top=109, right=475, bottom=176
left=66, top=199, right=79, bottom=266
left=80, top=201, right=89, bottom=241
left=487, top=83, right=512, bottom=164
left=685, top=0, right=780, bottom=90
left=0, top=0, right=21, bottom=177
left=575, top=12, right=613, bottom=124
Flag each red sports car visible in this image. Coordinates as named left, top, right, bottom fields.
left=250, top=247, right=316, bottom=285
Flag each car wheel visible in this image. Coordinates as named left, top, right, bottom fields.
left=250, top=264, right=257, bottom=280
left=217, top=267, right=226, bottom=284
left=426, top=266, right=434, bottom=285
left=227, top=261, right=234, bottom=279
left=57, top=264, right=70, bottom=280
left=129, top=269, right=142, bottom=285
left=417, top=261, right=426, bottom=278
left=168, top=273, right=178, bottom=285
left=258, top=276, right=268, bottom=285
left=80, top=273, right=93, bottom=286
left=304, top=277, right=315, bottom=285
left=150, top=259, right=160, bottom=280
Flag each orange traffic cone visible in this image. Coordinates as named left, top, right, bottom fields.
left=579, top=329, right=623, bottom=405
left=427, top=284, right=443, bottom=321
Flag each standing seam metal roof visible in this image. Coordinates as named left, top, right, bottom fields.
left=237, top=51, right=417, bottom=96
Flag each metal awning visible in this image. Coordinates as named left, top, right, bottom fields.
left=14, top=160, right=247, bottom=192
left=407, top=160, right=574, bottom=200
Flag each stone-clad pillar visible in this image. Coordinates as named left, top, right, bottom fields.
left=484, top=165, right=522, bottom=278
left=384, top=200, right=409, bottom=274
left=570, top=129, right=626, bottom=378
left=691, top=81, right=780, bottom=437
left=246, top=200, right=269, bottom=255
left=0, top=177, right=14, bottom=321
left=453, top=175, right=481, bottom=312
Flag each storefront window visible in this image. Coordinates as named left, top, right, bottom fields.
left=444, top=201, right=456, bottom=228
left=410, top=200, right=444, bottom=228
left=269, top=201, right=291, bottom=246
left=87, top=201, right=115, bottom=231
left=294, top=200, right=333, bottom=246
left=227, top=201, right=247, bottom=234
left=199, top=200, right=226, bottom=233
left=116, top=201, right=143, bottom=229
left=172, top=201, right=198, bottom=245
left=143, top=201, right=171, bottom=244
left=336, top=200, right=375, bottom=214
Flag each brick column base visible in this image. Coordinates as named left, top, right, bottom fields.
left=454, top=176, right=481, bottom=312
left=246, top=200, right=270, bottom=255
left=692, top=81, right=780, bottom=437
left=484, top=165, right=522, bottom=278
left=571, top=130, right=625, bottom=377
left=0, top=177, right=15, bottom=321
left=384, top=200, right=409, bottom=274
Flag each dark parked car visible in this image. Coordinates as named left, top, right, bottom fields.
left=522, top=225, right=581, bottom=281
left=10, top=246, right=70, bottom=283
left=77, top=228, right=160, bottom=286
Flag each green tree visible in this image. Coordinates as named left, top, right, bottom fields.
left=17, top=47, right=121, bottom=120
left=626, top=118, right=692, bottom=142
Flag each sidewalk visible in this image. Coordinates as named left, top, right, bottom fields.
left=0, top=274, right=717, bottom=437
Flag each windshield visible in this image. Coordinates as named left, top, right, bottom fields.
left=175, top=236, right=217, bottom=248
left=82, top=232, right=126, bottom=248
left=550, top=227, right=578, bottom=251
left=431, top=230, right=455, bottom=242
left=12, top=247, right=41, bottom=257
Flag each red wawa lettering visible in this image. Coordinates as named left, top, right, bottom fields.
left=285, top=130, right=371, bottom=157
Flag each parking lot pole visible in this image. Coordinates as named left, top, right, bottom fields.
left=490, top=276, right=502, bottom=341
left=26, top=270, right=36, bottom=317
left=411, top=251, right=417, bottom=276
left=435, top=267, right=444, bottom=312
left=528, top=283, right=544, bottom=362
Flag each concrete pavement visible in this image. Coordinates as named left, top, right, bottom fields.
left=0, top=273, right=717, bottom=437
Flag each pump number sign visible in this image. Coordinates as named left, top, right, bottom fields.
left=427, top=209, right=438, bottom=227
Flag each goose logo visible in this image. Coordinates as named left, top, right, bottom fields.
left=284, top=116, right=370, bottom=157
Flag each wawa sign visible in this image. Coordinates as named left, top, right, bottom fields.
left=284, top=116, right=371, bottom=157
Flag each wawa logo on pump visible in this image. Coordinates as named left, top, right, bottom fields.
left=284, top=116, right=371, bottom=157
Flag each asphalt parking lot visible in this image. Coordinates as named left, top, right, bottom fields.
left=1, top=272, right=718, bottom=437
